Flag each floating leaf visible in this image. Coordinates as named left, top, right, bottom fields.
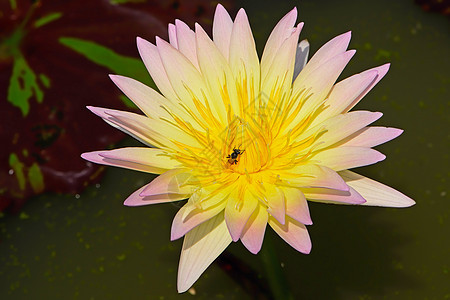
left=0, top=0, right=234, bottom=212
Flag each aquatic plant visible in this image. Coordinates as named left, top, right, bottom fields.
left=82, top=4, right=414, bottom=293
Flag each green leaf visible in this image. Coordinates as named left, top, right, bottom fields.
left=9, top=0, right=17, bottom=10
left=9, top=153, right=26, bottom=191
left=28, top=163, right=44, bottom=193
left=8, top=55, right=45, bottom=116
left=59, top=37, right=156, bottom=108
left=34, top=12, right=63, bottom=28
left=39, top=74, right=51, bottom=88
left=59, top=37, right=153, bottom=84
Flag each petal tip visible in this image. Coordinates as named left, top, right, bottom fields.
left=236, top=8, right=248, bottom=20
left=171, top=218, right=185, bottom=241
left=398, top=196, right=416, bottom=208
left=303, top=219, right=313, bottom=226
left=216, top=3, right=226, bottom=11
left=347, top=49, right=357, bottom=56
left=136, top=36, right=146, bottom=45
left=80, top=152, right=92, bottom=161
left=248, top=246, right=261, bottom=255
left=123, top=199, right=135, bottom=206
left=86, top=106, right=104, bottom=117
left=302, top=245, right=312, bottom=255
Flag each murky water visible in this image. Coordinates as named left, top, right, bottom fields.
left=1, top=0, right=448, bottom=299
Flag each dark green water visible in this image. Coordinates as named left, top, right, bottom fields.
left=1, top=0, right=448, bottom=299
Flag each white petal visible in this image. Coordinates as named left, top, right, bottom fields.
left=296, top=111, right=383, bottom=150
left=268, top=216, right=311, bottom=254
left=225, top=190, right=258, bottom=241
left=123, top=182, right=188, bottom=207
left=309, top=69, right=378, bottom=127
left=261, top=23, right=302, bottom=102
left=195, top=23, right=234, bottom=123
left=140, top=168, right=194, bottom=197
left=303, top=186, right=366, bottom=205
left=342, top=63, right=390, bottom=113
left=260, top=7, right=298, bottom=79
left=229, top=8, right=260, bottom=111
left=177, top=213, right=232, bottom=293
left=298, top=31, right=351, bottom=80
left=339, top=170, right=415, bottom=207
left=109, top=75, right=171, bottom=119
left=212, top=4, right=233, bottom=60
left=168, top=23, right=178, bottom=48
left=286, top=164, right=349, bottom=191
left=82, top=147, right=179, bottom=174
left=156, top=37, right=222, bottom=123
left=338, top=127, right=403, bottom=148
left=290, top=50, right=356, bottom=125
left=240, top=204, right=268, bottom=254
left=312, top=146, right=386, bottom=171
left=171, top=200, right=226, bottom=241
left=136, top=37, right=178, bottom=101
left=282, top=187, right=312, bottom=225
left=174, top=19, right=199, bottom=69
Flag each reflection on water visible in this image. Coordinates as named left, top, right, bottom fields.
left=1, top=0, right=448, bottom=299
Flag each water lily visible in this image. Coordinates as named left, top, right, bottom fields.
left=81, top=4, right=415, bottom=293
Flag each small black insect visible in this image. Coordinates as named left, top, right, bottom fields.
left=227, top=147, right=245, bottom=165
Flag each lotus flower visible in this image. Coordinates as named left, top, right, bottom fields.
left=81, top=4, right=415, bottom=293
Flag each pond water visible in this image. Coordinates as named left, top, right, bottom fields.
left=1, top=0, right=448, bottom=299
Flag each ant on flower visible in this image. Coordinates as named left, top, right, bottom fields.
left=227, top=147, right=245, bottom=165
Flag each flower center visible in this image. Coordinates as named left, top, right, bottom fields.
left=164, top=73, right=327, bottom=191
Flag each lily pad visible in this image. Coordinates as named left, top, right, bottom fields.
left=0, top=0, right=234, bottom=212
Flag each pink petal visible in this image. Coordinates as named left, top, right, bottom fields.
left=108, top=107, right=200, bottom=148
left=240, top=204, right=268, bottom=254
left=343, top=63, right=390, bottom=113
left=88, top=106, right=199, bottom=149
left=81, top=151, right=160, bottom=174
left=229, top=8, right=260, bottom=101
left=310, top=69, right=379, bottom=126
left=269, top=216, right=312, bottom=254
left=224, top=190, right=258, bottom=242
left=286, top=164, right=349, bottom=191
left=340, top=171, right=415, bottom=207
left=282, top=187, right=312, bottom=225
left=108, top=75, right=171, bottom=118
left=136, top=37, right=178, bottom=101
left=298, top=31, right=351, bottom=79
left=312, top=146, right=386, bottom=171
left=261, top=23, right=303, bottom=98
left=156, top=37, right=217, bottom=120
left=174, top=19, right=199, bottom=69
left=81, top=147, right=177, bottom=174
left=194, top=23, right=232, bottom=122
left=260, top=7, right=298, bottom=78
left=265, top=184, right=286, bottom=225
left=303, top=186, right=366, bottom=205
left=291, top=50, right=356, bottom=122
left=140, top=168, right=194, bottom=197
left=212, top=4, right=233, bottom=60
left=171, top=200, right=226, bottom=241
left=338, top=127, right=404, bottom=148
left=177, top=213, right=231, bottom=293
left=86, top=106, right=161, bottom=147
left=297, top=111, right=383, bottom=150
left=124, top=183, right=188, bottom=207
left=168, top=23, right=178, bottom=49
